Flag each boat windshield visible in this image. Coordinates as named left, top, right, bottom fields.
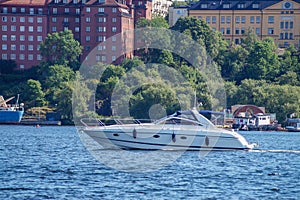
left=155, top=110, right=203, bottom=126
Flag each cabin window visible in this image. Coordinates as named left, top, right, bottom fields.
left=153, top=135, right=160, bottom=138
left=113, top=133, right=119, bottom=137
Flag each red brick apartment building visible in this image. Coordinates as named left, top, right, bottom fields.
left=0, top=0, right=152, bottom=70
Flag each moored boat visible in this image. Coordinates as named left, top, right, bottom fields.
left=80, top=108, right=257, bottom=151
left=286, top=118, right=300, bottom=132
left=0, top=95, right=24, bottom=124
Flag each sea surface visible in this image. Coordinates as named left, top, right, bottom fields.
left=0, top=125, right=299, bottom=200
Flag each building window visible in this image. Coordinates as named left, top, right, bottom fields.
left=54, top=0, right=59, bottom=3
left=280, top=33, right=284, bottom=39
left=220, top=28, right=225, bottom=34
left=112, top=18, right=116, bottom=23
left=75, top=18, right=80, bottom=23
left=76, top=8, right=80, bottom=14
left=201, top=4, right=208, bottom=8
left=86, top=7, right=91, bottom=12
left=20, top=26, right=25, bottom=32
left=112, top=8, right=117, bottom=13
left=52, top=17, right=57, bottom=22
left=64, top=18, right=69, bottom=22
left=280, top=21, right=284, bottom=29
left=285, top=32, right=289, bottom=39
left=226, top=16, right=231, bottom=24
left=98, top=17, right=106, bottom=22
left=28, top=26, right=34, bottom=32
left=37, top=26, right=42, bottom=32
left=221, top=16, right=225, bottom=24
left=290, top=33, right=293, bottom=39
left=285, top=21, right=289, bottom=29
left=20, top=45, right=25, bottom=51
left=86, top=26, right=90, bottom=32
left=268, top=16, right=274, bottom=24
left=38, top=8, right=43, bottom=14
left=101, top=55, right=106, bottom=62
left=75, top=27, right=80, bottom=32
left=252, top=3, right=259, bottom=8
left=11, top=17, right=16, bottom=22
left=241, top=27, right=245, bottom=34
left=20, top=35, right=25, bottom=41
left=21, top=8, right=25, bottom=13
left=2, top=44, right=7, bottom=50
left=10, top=54, right=16, bottom=60
left=112, top=56, right=116, bottom=61
left=2, top=54, right=7, bottom=59
left=2, top=25, right=7, bottom=31
left=268, top=28, right=274, bottom=34
left=98, top=8, right=104, bottom=13
left=86, top=36, right=90, bottom=41
left=28, top=45, right=34, bottom=51
left=235, top=16, right=240, bottom=23
left=2, top=35, right=7, bottom=41
left=223, top=4, right=230, bottom=9
left=52, top=26, right=57, bottom=32
left=28, top=35, right=34, bottom=41
left=11, top=45, right=16, bottom=51
left=28, top=54, right=34, bottom=60
left=235, top=28, right=239, bottom=34
left=28, top=17, right=34, bottom=23
left=226, top=28, right=230, bottom=34
left=37, top=54, right=42, bottom=61
left=237, top=3, right=245, bottom=8
left=256, top=28, right=260, bottom=35
left=97, top=45, right=106, bottom=50
left=290, top=21, right=294, bottom=29
left=37, top=17, right=42, bottom=23
left=241, top=16, right=246, bottom=23
left=2, top=16, right=7, bottom=22
left=30, top=8, right=34, bottom=14
left=37, top=36, right=43, bottom=41
left=12, top=7, right=16, bottom=13
left=112, top=46, right=116, bottom=51
left=86, top=17, right=91, bottom=22
left=65, top=8, right=69, bottom=13
left=19, top=54, right=25, bottom=60
left=212, top=16, right=216, bottom=24
left=11, top=26, right=16, bottom=31
left=112, top=27, right=117, bottom=32
left=53, top=8, right=57, bottom=14
left=20, top=17, right=25, bottom=22
left=206, top=16, right=210, bottom=24
left=256, top=16, right=260, bottom=24
left=63, top=0, right=68, bottom=3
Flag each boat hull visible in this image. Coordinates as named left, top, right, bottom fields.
left=83, top=125, right=253, bottom=151
left=0, top=110, right=24, bottom=124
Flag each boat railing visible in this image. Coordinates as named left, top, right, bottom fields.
left=80, top=118, right=154, bottom=127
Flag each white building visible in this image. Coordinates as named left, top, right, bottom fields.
left=168, top=5, right=188, bottom=26
left=152, top=0, right=173, bottom=17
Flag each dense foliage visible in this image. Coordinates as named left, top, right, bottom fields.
left=0, top=17, right=299, bottom=124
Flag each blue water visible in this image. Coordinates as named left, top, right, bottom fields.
left=0, top=125, right=299, bottom=199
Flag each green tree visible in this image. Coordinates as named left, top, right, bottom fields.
left=40, top=30, right=82, bottom=69
left=171, top=17, right=227, bottom=59
left=23, top=79, right=46, bottom=108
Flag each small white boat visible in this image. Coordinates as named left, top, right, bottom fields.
left=81, top=108, right=256, bottom=150
left=286, top=118, right=300, bottom=132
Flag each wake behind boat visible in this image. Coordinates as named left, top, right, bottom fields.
left=81, top=108, right=256, bottom=151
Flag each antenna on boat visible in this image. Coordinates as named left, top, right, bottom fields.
left=15, top=94, right=20, bottom=109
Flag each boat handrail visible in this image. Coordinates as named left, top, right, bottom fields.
left=80, top=118, right=154, bottom=127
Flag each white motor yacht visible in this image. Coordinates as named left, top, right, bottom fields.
left=81, top=108, right=256, bottom=150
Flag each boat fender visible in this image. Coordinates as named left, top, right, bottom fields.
left=172, top=132, right=176, bottom=143
left=133, top=128, right=137, bottom=139
left=205, top=136, right=209, bottom=146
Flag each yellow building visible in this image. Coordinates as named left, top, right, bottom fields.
left=189, top=0, right=300, bottom=48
